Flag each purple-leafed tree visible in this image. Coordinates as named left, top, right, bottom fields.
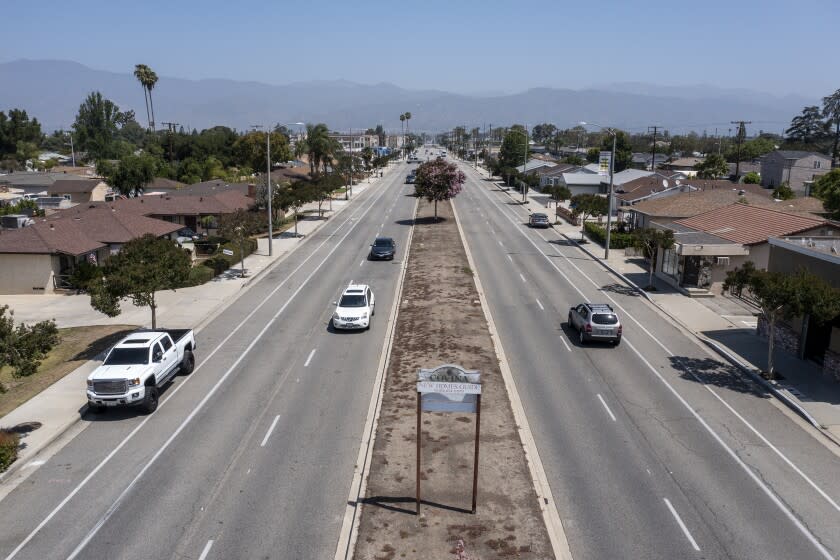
left=414, top=159, right=466, bottom=220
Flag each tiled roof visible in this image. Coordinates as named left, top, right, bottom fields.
left=48, top=206, right=181, bottom=243
left=630, top=184, right=772, bottom=217
left=107, top=191, right=254, bottom=216
left=675, top=204, right=826, bottom=245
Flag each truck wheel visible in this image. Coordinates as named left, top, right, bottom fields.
left=180, top=350, right=195, bottom=375
left=143, top=387, right=159, bottom=414
left=579, top=330, right=586, bottom=345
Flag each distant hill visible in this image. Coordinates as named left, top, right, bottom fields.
left=0, top=59, right=813, bottom=135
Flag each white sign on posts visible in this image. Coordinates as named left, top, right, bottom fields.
left=417, top=364, right=480, bottom=413
left=222, top=249, right=234, bottom=256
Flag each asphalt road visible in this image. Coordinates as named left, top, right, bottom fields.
left=452, top=160, right=840, bottom=560
left=0, top=163, right=417, bottom=560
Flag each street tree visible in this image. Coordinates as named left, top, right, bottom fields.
left=219, top=209, right=262, bottom=276
left=233, top=130, right=291, bottom=172
left=772, top=183, right=795, bottom=200
left=600, top=130, right=632, bottom=172
left=812, top=168, right=840, bottom=219
left=630, top=228, right=675, bottom=290
left=543, top=184, right=571, bottom=208
left=0, top=305, right=60, bottom=383
left=695, top=153, right=729, bottom=179
left=785, top=105, right=826, bottom=144
left=414, top=158, right=466, bottom=220
left=823, top=88, right=840, bottom=168
left=98, top=153, right=157, bottom=196
left=724, top=266, right=840, bottom=378
left=743, top=172, right=761, bottom=184
left=88, top=234, right=191, bottom=328
left=498, top=126, right=527, bottom=169
left=570, top=194, right=608, bottom=239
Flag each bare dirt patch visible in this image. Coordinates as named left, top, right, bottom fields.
left=0, top=324, right=137, bottom=418
left=354, top=199, right=553, bottom=559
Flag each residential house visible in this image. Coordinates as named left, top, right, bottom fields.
left=613, top=172, right=691, bottom=211
left=536, top=164, right=583, bottom=188
left=660, top=157, right=705, bottom=176
left=727, top=159, right=762, bottom=182
left=0, top=206, right=180, bottom=294
left=760, top=150, right=831, bottom=194
left=0, top=171, right=99, bottom=197
left=653, top=204, right=836, bottom=294
left=516, top=160, right=556, bottom=174
left=107, top=190, right=255, bottom=233
left=631, top=152, right=669, bottom=170
left=560, top=173, right=605, bottom=195
left=766, top=235, right=840, bottom=382
left=47, top=178, right=110, bottom=203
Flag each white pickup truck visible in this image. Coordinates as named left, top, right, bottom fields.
left=86, top=329, right=196, bottom=414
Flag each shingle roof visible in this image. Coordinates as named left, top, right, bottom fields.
left=105, top=191, right=254, bottom=216
left=611, top=169, right=655, bottom=185
left=675, top=204, right=826, bottom=245
left=775, top=150, right=828, bottom=160
left=630, top=184, right=772, bottom=217
left=47, top=206, right=181, bottom=243
left=48, top=179, right=103, bottom=194
left=0, top=219, right=105, bottom=255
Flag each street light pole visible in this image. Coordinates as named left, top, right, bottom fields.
left=267, top=126, right=272, bottom=256
left=579, top=122, right=617, bottom=259
left=522, top=126, right=528, bottom=202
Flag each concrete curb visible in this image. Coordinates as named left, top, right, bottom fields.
left=334, top=196, right=419, bottom=560
left=453, top=193, right=574, bottom=559
left=0, top=172, right=392, bottom=482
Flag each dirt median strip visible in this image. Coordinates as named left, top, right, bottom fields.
left=353, top=198, right=555, bottom=560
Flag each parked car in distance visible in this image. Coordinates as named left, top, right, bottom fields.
left=176, top=227, right=202, bottom=243
left=86, top=329, right=197, bottom=414
left=405, top=173, right=416, bottom=184
left=568, top=303, right=622, bottom=345
left=369, top=237, right=396, bottom=260
left=529, top=213, right=550, bottom=228
left=332, top=283, right=376, bottom=331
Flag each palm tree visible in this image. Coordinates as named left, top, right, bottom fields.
left=405, top=112, right=411, bottom=144
left=146, top=67, right=159, bottom=131
left=305, top=123, right=331, bottom=176
left=399, top=113, right=406, bottom=157
left=133, top=64, right=152, bottom=131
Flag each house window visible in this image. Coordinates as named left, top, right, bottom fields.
left=662, top=248, right=679, bottom=278
left=62, top=194, right=71, bottom=200
left=814, top=160, right=821, bottom=169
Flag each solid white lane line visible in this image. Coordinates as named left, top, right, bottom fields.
left=536, top=299, right=544, bottom=311
left=260, top=415, right=281, bottom=447
left=469, top=178, right=838, bottom=559
left=359, top=260, right=364, bottom=267
left=519, top=273, right=527, bottom=283
left=198, top=539, right=214, bottom=560
left=3, top=179, right=394, bottom=560
left=506, top=254, right=513, bottom=263
left=664, top=498, right=700, bottom=552
left=304, top=348, right=316, bottom=367
left=498, top=240, right=503, bottom=247
left=559, top=337, right=571, bottom=352
left=597, top=394, right=617, bottom=422
left=55, top=177, right=397, bottom=560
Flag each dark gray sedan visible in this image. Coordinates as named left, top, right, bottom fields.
left=369, top=237, right=396, bottom=260
left=528, top=213, right=551, bottom=228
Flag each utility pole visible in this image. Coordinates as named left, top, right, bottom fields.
left=161, top=122, right=179, bottom=165
left=647, top=126, right=660, bottom=171
left=605, top=131, right=616, bottom=260
left=730, top=120, right=751, bottom=179
left=522, top=126, right=529, bottom=202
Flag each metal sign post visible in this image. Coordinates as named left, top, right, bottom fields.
left=416, top=365, right=482, bottom=515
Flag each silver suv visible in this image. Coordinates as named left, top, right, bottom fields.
left=568, top=303, right=622, bottom=345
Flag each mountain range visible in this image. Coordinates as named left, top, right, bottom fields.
left=0, top=59, right=814, bottom=135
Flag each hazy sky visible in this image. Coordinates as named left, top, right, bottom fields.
left=2, top=0, right=836, bottom=97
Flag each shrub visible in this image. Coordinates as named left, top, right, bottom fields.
left=185, top=265, right=214, bottom=286
left=0, top=430, right=19, bottom=472
left=218, top=238, right=258, bottom=267
left=202, top=256, right=231, bottom=276
left=584, top=222, right=634, bottom=249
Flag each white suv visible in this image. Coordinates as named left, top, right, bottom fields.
left=332, top=283, right=375, bottom=330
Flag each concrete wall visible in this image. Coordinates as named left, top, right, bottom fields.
left=769, top=244, right=840, bottom=289
left=0, top=253, right=57, bottom=294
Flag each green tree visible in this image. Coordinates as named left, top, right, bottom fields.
left=134, top=64, right=153, bottom=131
left=232, top=130, right=290, bottom=172
left=570, top=194, right=608, bottom=239
left=219, top=209, right=262, bottom=276
left=531, top=123, right=557, bottom=145
left=630, top=228, right=675, bottom=290
left=0, top=109, right=43, bottom=159
left=73, top=91, right=133, bottom=161
left=0, top=305, right=59, bottom=383
left=88, top=235, right=191, bottom=328
left=786, top=106, right=826, bottom=144
left=772, top=183, right=795, bottom=200
left=823, top=88, right=840, bottom=168
left=695, top=153, right=729, bottom=179
left=812, top=168, right=840, bottom=219
left=414, top=158, right=466, bottom=220
left=98, top=153, right=157, bottom=196
left=743, top=172, right=761, bottom=184
left=499, top=126, right=527, bottom=169
left=586, top=147, right=600, bottom=163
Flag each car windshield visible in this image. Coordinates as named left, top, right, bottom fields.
left=374, top=238, right=393, bottom=247
left=592, top=314, right=618, bottom=325
left=104, top=347, right=149, bottom=365
left=339, top=294, right=367, bottom=307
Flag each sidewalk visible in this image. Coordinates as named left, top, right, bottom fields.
left=467, top=162, right=840, bottom=445
left=0, top=166, right=394, bottom=480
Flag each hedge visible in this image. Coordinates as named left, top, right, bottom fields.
left=185, top=265, right=214, bottom=286
left=584, top=222, right=635, bottom=249
left=0, top=431, right=19, bottom=472
left=218, top=238, right=258, bottom=267
left=202, top=256, right=231, bottom=276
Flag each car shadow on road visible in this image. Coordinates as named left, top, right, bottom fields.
left=325, top=321, right=366, bottom=334
left=668, top=355, right=769, bottom=398
left=355, top=496, right=472, bottom=516
left=558, top=322, right=619, bottom=349
left=599, top=283, right=642, bottom=297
